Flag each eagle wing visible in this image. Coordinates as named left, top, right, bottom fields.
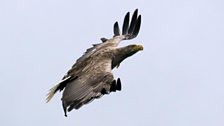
left=61, top=58, right=121, bottom=116
left=63, top=9, right=141, bottom=79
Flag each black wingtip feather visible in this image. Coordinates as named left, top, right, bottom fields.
left=122, top=12, right=130, bottom=35
left=132, top=15, right=141, bottom=38
left=100, top=37, right=108, bottom=42
left=113, top=22, right=120, bottom=36
left=113, top=9, right=141, bottom=39
left=128, top=9, right=138, bottom=34
left=116, top=78, right=122, bottom=91
left=110, top=80, right=117, bottom=92
left=101, top=88, right=108, bottom=94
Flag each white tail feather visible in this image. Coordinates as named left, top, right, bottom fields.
left=46, top=76, right=71, bottom=103
left=46, top=84, right=60, bottom=103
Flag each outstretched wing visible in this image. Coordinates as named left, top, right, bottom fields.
left=61, top=59, right=121, bottom=116
left=63, top=9, right=141, bottom=79
left=113, top=9, right=141, bottom=40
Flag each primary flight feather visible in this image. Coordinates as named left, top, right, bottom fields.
left=46, top=9, right=143, bottom=117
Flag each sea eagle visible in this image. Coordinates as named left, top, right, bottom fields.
left=46, top=9, right=143, bottom=117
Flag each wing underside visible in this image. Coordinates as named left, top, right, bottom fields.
left=61, top=60, right=122, bottom=117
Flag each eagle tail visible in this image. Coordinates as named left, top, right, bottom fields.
left=46, top=76, right=71, bottom=103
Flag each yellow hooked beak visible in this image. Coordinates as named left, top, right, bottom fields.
left=134, top=44, right=144, bottom=51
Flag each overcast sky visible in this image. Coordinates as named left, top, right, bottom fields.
left=1, top=0, right=224, bottom=126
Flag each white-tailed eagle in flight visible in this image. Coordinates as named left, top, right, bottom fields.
left=46, top=9, right=143, bottom=117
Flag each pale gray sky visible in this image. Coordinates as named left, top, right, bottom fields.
left=1, top=0, right=224, bottom=126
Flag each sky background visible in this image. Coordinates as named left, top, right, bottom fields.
left=1, top=0, right=224, bottom=126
